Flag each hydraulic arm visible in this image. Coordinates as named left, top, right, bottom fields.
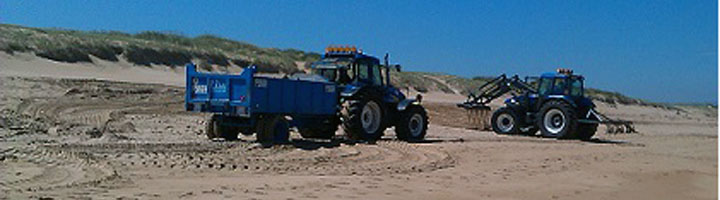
left=457, top=74, right=536, bottom=109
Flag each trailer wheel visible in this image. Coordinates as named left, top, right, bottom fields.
left=537, top=101, right=578, bottom=139
left=205, top=115, right=218, bottom=139
left=577, top=123, right=597, bottom=141
left=298, top=117, right=339, bottom=139
left=395, top=105, right=429, bottom=141
left=491, top=107, right=521, bottom=134
left=341, top=99, right=385, bottom=141
left=256, top=115, right=289, bottom=144
left=220, top=127, right=240, bottom=141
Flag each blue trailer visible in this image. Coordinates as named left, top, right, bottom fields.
left=185, top=63, right=338, bottom=143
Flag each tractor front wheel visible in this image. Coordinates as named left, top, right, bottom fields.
left=491, top=107, right=521, bottom=135
left=395, top=105, right=429, bottom=141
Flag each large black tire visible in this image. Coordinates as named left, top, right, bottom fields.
left=341, top=99, right=385, bottom=141
left=206, top=115, right=239, bottom=140
left=205, top=115, right=218, bottom=139
left=537, top=101, right=579, bottom=139
left=491, top=107, right=521, bottom=135
left=298, top=117, right=339, bottom=139
left=577, top=123, right=598, bottom=141
left=256, top=115, right=290, bottom=144
left=395, top=105, right=429, bottom=141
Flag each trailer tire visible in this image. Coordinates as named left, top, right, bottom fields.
left=341, top=99, right=385, bottom=142
left=206, top=115, right=239, bottom=140
left=220, top=127, right=240, bottom=141
left=577, top=123, right=597, bottom=141
left=491, top=107, right=521, bottom=135
left=395, top=105, right=429, bottom=141
left=537, top=100, right=578, bottom=139
left=299, top=117, right=339, bottom=139
left=205, top=115, right=218, bottom=139
left=256, top=115, right=290, bottom=145
left=206, top=115, right=240, bottom=141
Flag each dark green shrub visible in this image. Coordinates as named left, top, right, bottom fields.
left=36, top=46, right=91, bottom=63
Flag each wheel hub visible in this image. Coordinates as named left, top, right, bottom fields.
left=496, top=113, right=514, bottom=132
left=360, top=101, right=381, bottom=134
left=408, top=113, right=423, bottom=137
left=543, top=109, right=565, bottom=134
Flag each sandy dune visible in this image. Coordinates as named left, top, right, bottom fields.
left=0, top=54, right=716, bottom=199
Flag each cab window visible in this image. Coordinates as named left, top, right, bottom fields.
left=356, top=62, right=369, bottom=82
left=315, top=69, right=336, bottom=81
left=371, top=65, right=383, bottom=86
left=569, top=78, right=583, bottom=96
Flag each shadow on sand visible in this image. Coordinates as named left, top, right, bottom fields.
left=282, top=137, right=467, bottom=150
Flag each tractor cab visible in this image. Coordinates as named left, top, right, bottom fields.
left=311, top=46, right=385, bottom=85
left=310, top=46, right=405, bottom=102
left=536, top=68, right=585, bottom=97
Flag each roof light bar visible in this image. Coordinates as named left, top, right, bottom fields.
left=557, top=68, right=573, bottom=75
left=325, top=45, right=358, bottom=54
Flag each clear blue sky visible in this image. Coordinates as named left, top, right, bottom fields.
left=2, top=0, right=717, bottom=103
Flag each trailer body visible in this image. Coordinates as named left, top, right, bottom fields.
left=185, top=64, right=338, bottom=127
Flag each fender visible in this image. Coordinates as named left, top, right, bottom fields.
left=397, top=99, right=419, bottom=111
left=340, top=84, right=362, bottom=97
left=397, top=94, right=424, bottom=111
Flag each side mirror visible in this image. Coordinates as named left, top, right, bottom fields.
left=394, top=64, right=401, bottom=72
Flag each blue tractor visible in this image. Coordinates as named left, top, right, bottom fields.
left=310, top=46, right=428, bottom=141
left=185, top=46, right=428, bottom=144
left=459, top=69, right=601, bottom=140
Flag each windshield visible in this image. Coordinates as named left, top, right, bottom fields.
left=314, top=69, right=336, bottom=81
left=311, top=58, right=352, bottom=69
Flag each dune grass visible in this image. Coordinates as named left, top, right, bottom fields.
left=0, top=23, right=320, bottom=73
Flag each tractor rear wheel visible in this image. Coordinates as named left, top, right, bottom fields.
left=299, top=117, right=339, bottom=139
left=577, top=123, right=598, bottom=141
left=491, top=107, right=521, bottom=134
left=341, top=99, right=385, bottom=141
left=537, top=101, right=578, bottom=139
left=395, top=105, right=429, bottom=141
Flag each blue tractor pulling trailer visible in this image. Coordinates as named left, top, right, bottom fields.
left=185, top=46, right=428, bottom=144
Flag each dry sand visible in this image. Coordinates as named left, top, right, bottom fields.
left=0, top=53, right=717, bottom=199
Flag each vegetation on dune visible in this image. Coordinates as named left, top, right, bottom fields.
left=0, top=23, right=671, bottom=107
left=0, top=23, right=320, bottom=73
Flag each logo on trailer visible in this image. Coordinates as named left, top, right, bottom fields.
left=192, top=78, right=208, bottom=94
left=212, top=80, right=227, bottom=93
